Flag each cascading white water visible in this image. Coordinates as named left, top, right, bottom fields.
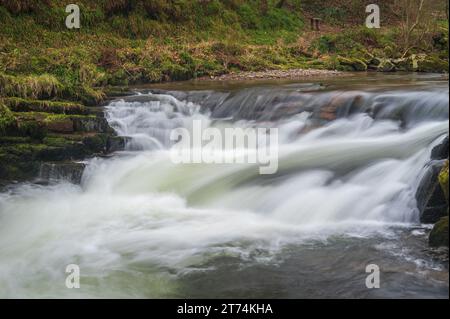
left=0, top=79, right=448, bottom=298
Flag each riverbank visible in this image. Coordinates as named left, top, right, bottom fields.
left=200, top=68, right=343, bottom=81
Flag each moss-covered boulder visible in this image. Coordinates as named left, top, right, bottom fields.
left=417, top=55, right=449, bottom=73
left=377, top=59, right=395, bottom=72
left=416, top=161, right=448, bottom=223
left=0, top=102, right=16, bottom=136
left=429, top=216, right=449, bottom=247
left=439, top=160, right=449, bottom=203
left=337, top=56, right=367, bottom=71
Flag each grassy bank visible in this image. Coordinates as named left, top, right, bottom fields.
left=0, top=0, right=449, bottom=181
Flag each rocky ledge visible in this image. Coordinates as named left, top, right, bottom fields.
left=0, top=97, right=125, bottom=185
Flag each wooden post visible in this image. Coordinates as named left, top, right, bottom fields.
left=315, top=18, right=321, bottom=31
left=310, top=18, right=321, bottom=31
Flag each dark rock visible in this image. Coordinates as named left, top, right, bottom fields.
left=107, top=135, right=127, bottom=152
left=416, top=160, right=448, bottom=223
left=429, top=216, right=449, bottom=247
left=431, top=136, right=449, bottom=160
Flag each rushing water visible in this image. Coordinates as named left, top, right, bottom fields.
left=0, top=73, right=448, bottom=298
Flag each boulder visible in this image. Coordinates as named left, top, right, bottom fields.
left=439, top=160, right=449, bottom=203
left=39, top=161, right=86, bottom=184
left=417, top=55, right=449, bottom=73
left=367, top=57, right=382, bottom=70
left=337, top=56, right=367, bottom=71
left=416, top=160, right=448, bottom=223
left=377, top=59, right=395, bottom=72
left=431, top=136, right=449, bottom=160
left=429, top=216, right=449, bottom=247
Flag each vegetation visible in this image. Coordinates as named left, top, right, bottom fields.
left=429, top=216, right=449, bottom=247
left=0, top=0, right=449, bottom=182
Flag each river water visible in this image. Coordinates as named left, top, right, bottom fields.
left=0, top=73, right=448, bottom=298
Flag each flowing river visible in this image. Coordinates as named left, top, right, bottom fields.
left=0, top=73, right=448, bottom=298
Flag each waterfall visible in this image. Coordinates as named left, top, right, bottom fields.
left=0, top=79, right=448, bottom=298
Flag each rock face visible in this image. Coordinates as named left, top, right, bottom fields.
left=431, top=136, right=449, bottom=160
left=0, top=97, right=126, bottom=184
left=429, top=216, right=449, bottom=247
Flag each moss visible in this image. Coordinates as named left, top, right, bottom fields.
left=336, top=56, right=367, bottom=71
left=417, top=55, right=449, bottom=73
left=16, top=120, right=47, bottom=140
left=3, top=97, right=88, bottom=114
left=429, top=216, right=449, bottom=247
left=0, top=102, right=16, bottom=135
left=439, top=160, right=449, bottom=203
left=82, top=133, right=108, bottom=152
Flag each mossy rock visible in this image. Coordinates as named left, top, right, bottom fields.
left=439, top=160, right=449, bottom=203
left=3, top=98, right=88, bottom=115
left=337, top=56, right=367, bottom=71
left=429, top=216, right=449, bottom=247
left=417, top=161, right=448, bottom=223
left=377, top=59, right=395, bottom=72
left=417, top=56, right=449, bottom=73
left=392, top=58, right=414, bottom=72
left=0, top=102, right=17, bottom=136
left=16, top=120, right=47, bottom=140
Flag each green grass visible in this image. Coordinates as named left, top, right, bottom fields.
left=0, top=0, right=448, bottom=104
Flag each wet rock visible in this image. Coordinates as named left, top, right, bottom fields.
left=337, top=56, right=367, bottom=71
left=429, top=216, right=449, bottom=247
left=439, top=160, right=449, bottom=203
left=377, top=59, right=395, bottom=72
left=39, top=161, right=86, bottom=184
left=367, top=57, right=382, bottom=70
left=107, top=135, right=127, bottom=152
left=416, top=160, right=448, bottom=223
left=431, top=136, right=449, bottom=160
